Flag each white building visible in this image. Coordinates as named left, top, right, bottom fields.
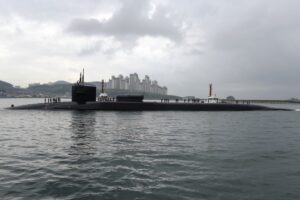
left=106, top=73, right=167, bottom=95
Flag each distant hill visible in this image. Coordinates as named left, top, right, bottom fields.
left=0, top=79, right=180, bottom=99
left=49, top=80, right=72, bottom=85
left=28, top=83, right=72, bottom=97
left=0, top=80, right=13, bottom=89
left=0, top=80, right=16, bottom=94
left=87, top=81, right=101, bottom=88
left=0, top=80, right=21, bottom=97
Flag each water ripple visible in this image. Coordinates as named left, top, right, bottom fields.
left=1, top=99, right=300, bottom=199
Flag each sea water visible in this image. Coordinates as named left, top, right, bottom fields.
left=0, top=98, right=300, bottom=200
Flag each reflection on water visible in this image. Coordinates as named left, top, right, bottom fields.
left=69, top=111, right=97, bottom=156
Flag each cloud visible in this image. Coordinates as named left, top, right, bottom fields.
left=0, top=0, right=113, bottom=22
left=67, top=0, right=182, bottom=41
left=1, top=0, right=300, bottom=98
left=207, top=1, right=300, bottom=86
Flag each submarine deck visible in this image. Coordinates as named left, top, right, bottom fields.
left=8, top=101, right=292, bottom=111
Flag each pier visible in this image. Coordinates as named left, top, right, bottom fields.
left=235, top=99, right=300, bottom=104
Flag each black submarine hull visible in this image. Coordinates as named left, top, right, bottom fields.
left=8, top=101, right=292, bottom=111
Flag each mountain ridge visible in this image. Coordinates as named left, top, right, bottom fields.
left=0, top=80, right=179, bottom=99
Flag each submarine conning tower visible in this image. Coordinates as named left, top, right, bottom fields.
left=72, top=69, right=96, bottom=104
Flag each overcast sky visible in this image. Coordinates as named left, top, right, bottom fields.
left=0, top=0, right=299, bottom=99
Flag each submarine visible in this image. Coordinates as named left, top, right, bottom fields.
left=8, top=70, right=291, bottom=111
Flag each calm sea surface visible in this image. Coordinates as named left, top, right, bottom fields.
left=0, top=98, right=300, bottom=200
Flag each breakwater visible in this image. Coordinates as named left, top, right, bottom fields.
left=235, top=99, right=300, bottom=104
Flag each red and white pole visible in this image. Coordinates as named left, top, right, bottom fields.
left=209, top=83, right=212, bottom=97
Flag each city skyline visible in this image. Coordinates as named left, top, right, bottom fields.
left=106, top=73, right=167, bottom=95
left=8, top=70, right=169, bottom=93
left=25, top=72, right=168, bottom=96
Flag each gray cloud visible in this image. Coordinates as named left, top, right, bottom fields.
left=67, top=0, right=182, bottom=41
left=0, top=0, right=113, bottom=21
left=78, top=41, right=119, bottom=56
left=162, top=0, right=300, bottom=98
left=78, top=42, right=102, bottom=56
left=206, top=1, right=300, bottom=95
left=1, top=0, right=300, bottom=99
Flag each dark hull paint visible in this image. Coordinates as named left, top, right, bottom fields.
left=8, top=101, right=292, bottom=111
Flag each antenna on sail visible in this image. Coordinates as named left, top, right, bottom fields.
left=82, top=68, right=85, bottom=84
left=101, top=79, right=104, bottom=93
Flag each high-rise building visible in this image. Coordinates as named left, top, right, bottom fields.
left=105, top=73, right=167, bottom=95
